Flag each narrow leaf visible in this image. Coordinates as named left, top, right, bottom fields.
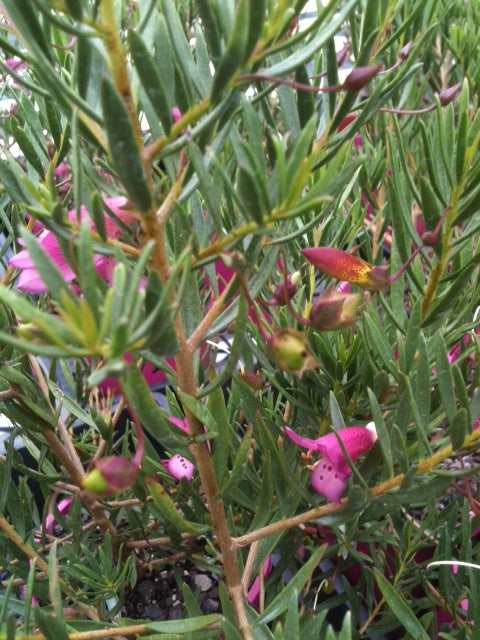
left=373, top=568, right=430, bottom=640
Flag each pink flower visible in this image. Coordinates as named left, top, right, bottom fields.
left=285, top=423, right=377, bottom=503
left=163, top=416, right=195, bottom=482
left=9, top=197, right=137, bottom=293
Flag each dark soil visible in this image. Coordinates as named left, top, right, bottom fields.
left=121, top=559, right=221, bottom=621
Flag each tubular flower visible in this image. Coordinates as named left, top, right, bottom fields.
left=9, top=196, right=137, bottom=293
left=285, top=423, right=377, bottom=503
left=302, top=247, right=389, bottom=291
left=309, top=287, right=362, bottom=331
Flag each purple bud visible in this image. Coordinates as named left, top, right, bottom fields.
left=398, top=41, right=412, bottom=61
left=438, top=83, right=462, bottom=107
left=421, top=231, right=438, bottom=247
left=336, top=44, right=350, bottom=68
left=342, top=63, right=384, bottom=92
left=270, top=271, right=301, bottom=306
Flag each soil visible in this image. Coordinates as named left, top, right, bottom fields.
left=121, top=559, right=222, bottom=621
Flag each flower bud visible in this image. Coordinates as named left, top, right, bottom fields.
left=309, top=288, right=362, bottom=331
left=82, top=456, right=139, bottom=496
left=342, top=63, right=383, bottom=92
left=302, top=247, right=390, bottom=291
left=336, top=44, right=350, bottom=68
left=269, top=271, right=301, bottom=306
left=421, top=230, right=438, bottom=247
left=438, top=83, right=462, bottom=107
left=398, top=41, right=412, bottom=61
left=238, top=369, right=268, bottom=390
left=266, top=328, right=318, bottom=379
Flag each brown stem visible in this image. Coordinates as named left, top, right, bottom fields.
left=143, top=177, right=253, bottom=637
left=99, top=0, right=143, bottom=150
left=237, top=72, right=342, bottom=93
left=27, top=355, right=116, bottom=536
left=187, top=274, right=238, bottom=352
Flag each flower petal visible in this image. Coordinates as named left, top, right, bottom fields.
left=284, top=426, right=324, bottom=452
left=169, top=416, right=189, bottom=433
left=165, top=454, right=195, bottom=481
left=310, top=458, right=349, bottom=503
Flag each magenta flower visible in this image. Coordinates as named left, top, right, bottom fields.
left=285, top=423, right=377, bottom=503
left=9, top=196, right=137, bottom=293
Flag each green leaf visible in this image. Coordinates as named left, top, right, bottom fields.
left=146, top=477, right=210, bottom=535
left=373, top=568, right=430, bottom=640
left=434, top=334, right=457, bottom=425
left=237, top=164, right=267, bottom=224
left=267, top=0, right=358, bottom=77
left=100, top=77, right=151, bottom=211
left=404, top=298, right=422, bottom=373
left=196, top=0, right=223, bottom=62
left=210, top=0, right=250, bottom=103
left=128, top=29, right=173, bottom=135
left=11, top=117, right=45, bottom=178
left=284, top=589, right=300, bottom=639
left=34, top=607, right=70, bottom=640
left=161, top=0, right=207, bottom=97
left=255, top=546, right=326, bottom=625
left=44, top=96, right=63, bottom=149
left=218, top=425, right=253, bottom=497
left=450, top=407, right=468, bottom=450
left=367, top=388, right=393, bottom=478
left=122, top=366, right=191, bottom=454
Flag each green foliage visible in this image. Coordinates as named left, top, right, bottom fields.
left=0, top=0, right=479, bottom=638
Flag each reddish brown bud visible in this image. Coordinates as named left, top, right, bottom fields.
left=238, top=369, right=269, bottom=390
left=82, top=456, right=139, bottom=496
left=342, top=63, right=383, bottom=92
left=269, top=271, right=301, bottom=306
left=309, top=288, right=362, bottom=331
left=302, top=247, right=390, bottom=291
left=438, top=83, right=462, bottom=107
left=421, top=231, right=438, bottom=247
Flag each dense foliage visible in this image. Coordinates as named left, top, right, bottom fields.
left=0, top=0, right=480, bottom=638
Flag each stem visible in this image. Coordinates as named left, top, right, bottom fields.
left=237, top=72, right=342, bottom=93
left=27, top=356, right=116, bottom=536
left=187, top=274, right=238, bottom=352
left=99, top=0, right=143, bottom=149
left=2, top=621, right=219, bottom=640
left=144, top=96, right=211, bottom=165
left=421, top=202, right=458, bottom=322
left=144, top=183, right=253, bottom=637
left=0, top=515, right=49, bottom=574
